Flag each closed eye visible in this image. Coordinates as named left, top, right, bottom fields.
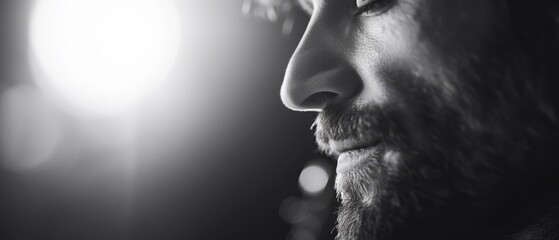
left=354, top=0, right=395, bottom=16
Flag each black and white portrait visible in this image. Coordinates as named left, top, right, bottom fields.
left=1, top=1, right=558, bottom=240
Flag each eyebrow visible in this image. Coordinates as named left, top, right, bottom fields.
left=297, top=0, right=314, bottom=15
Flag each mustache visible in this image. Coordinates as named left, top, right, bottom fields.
left=313, top=102, right=407, bottom=156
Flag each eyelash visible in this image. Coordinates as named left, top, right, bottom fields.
left=353, top=0, right=395, bottom=16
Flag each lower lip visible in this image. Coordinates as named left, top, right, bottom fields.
left=336, top=145, right=380, bottom=174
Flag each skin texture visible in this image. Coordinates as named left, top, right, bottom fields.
left=281, top=0, right=559, bottom=239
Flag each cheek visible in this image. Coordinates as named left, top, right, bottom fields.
left=349, top=0, right=504, bottom=121
left=354, top=0, right=499, bottom=106
left=412, top=0, right=509, bottom=59
left=355, top=2, right=421, bottom=62
left=351, top=3, right=425, bottom=105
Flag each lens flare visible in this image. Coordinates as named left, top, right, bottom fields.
left=298, top=164, right=330, bottom=195
left=29, top=0, right=182, bottom=116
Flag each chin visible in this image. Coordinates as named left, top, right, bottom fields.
left=332, top=128, right=541, bottom=240
left=334, top=149, right=464, bottom=240
left=334, top=147, right=433, bottom=240
left=329, top=110, right=532, bottom=240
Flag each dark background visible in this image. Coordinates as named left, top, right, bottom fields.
left=0, top=1, right=338, bottom=240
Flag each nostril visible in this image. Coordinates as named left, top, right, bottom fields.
left=301, top=92, right=338, bottom=109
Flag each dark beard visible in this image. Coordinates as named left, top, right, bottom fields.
left=315, top=57, right=553, bottom=240
left=318, top=100, right=500, bottom=240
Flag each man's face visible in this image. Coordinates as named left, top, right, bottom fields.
left=281, top=0, right=552, bottom=239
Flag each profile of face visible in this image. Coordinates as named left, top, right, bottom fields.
left=281, top=0, right=558, bottom=239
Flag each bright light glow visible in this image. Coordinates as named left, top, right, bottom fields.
left=298, top=164, right=330, bottom=195
left=29, top=0, right=182, bottom=116
left=1, top=86, right=61, bottom=171
left=279, top=196, right=307, bottom=224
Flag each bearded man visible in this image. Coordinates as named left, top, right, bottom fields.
left=276, top=0, right=559, bottom=239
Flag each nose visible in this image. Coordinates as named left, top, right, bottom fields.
left=280, top=17, right=361, bottom=112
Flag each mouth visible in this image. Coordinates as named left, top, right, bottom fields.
left=330, top=138, right=381, bottom=155
left=330, top=139, right=382, bottom=174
